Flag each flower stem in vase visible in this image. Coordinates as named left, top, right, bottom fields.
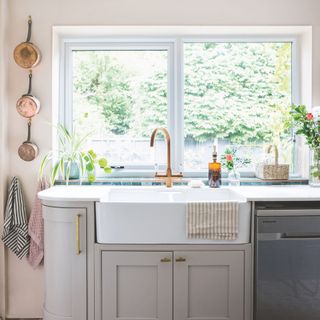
left=310, top=148, right=320, bottom=187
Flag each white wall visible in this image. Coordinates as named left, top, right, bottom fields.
left=0, top=0, right=8, bottom=317
left=2, top=0, right=320, bottom=317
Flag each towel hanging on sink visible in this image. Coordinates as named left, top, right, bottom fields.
left=1, top=176, right=30, bottom=259
left=28, top=176, right=49, bottom=268
left=187, top=201, right=239, bottom=240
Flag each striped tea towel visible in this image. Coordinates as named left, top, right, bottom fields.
left=28, top=177, right=49, bottom=268
left=187, top=201, right=239, bottom=240
left=1, top=177, right=30, bottom=258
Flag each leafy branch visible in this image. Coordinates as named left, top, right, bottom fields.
left=289, top=104, right=320, bottom=149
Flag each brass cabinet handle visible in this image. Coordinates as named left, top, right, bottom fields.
left=75, top=214, right=81, bottom=255
left=160, top=257, right=171, bottom=263
left=175, top=257, right=186, bottom=262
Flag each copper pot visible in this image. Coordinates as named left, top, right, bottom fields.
left=16, top=70, right=40, bottom=118
left=18, top=119, right=38, bottom=161
left=13, top=16, right=41, bottom=69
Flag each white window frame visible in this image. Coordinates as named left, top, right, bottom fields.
left=61, top=39, right=181, bottom=173
left=59, top=32, right=301, bottom=178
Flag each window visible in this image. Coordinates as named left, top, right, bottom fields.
left=62, top=36, right=297, bottom=177
left=72, top=47, right=170, bottom=168
left=183, top=42, right=293, bottom=172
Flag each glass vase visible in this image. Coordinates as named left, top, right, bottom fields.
left=87, top=167, right=96, bottom=184
left=309, top=148, right=320, bottom=187
left=228, top=169, right=241, bottom=186
left=69, top=162, right=80, bottom=179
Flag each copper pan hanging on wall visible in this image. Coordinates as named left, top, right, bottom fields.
left=16, top=70, right=40, bottom=118
left=18, top=119, right=39, bottom=161
left=13, top=16, right=41, bottom=69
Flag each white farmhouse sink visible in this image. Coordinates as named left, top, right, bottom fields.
left=103, top=187, right=246, bottom=203
left=96, top=187, right=251, bottom=244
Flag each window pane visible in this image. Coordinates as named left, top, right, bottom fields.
left=184, top=42, right=292, bottom=172
left=73, top=50, right=168, bottom=167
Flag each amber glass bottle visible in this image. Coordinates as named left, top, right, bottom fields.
left=208, top=146, right=221, bottom=188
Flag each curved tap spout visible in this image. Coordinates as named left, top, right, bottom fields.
left=150, top=127, right=172, bottom=176
left=150, top=127, right=182, bottom=187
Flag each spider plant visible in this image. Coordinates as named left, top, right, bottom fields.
left=39, top=124, right=111, bottom=186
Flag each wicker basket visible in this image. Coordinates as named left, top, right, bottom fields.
left=255, top=145, right=289, bottom=180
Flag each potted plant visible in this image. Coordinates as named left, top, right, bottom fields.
left=289, top=104, right=320, bottom=186
left=39, top=124, right=111, bottom=185
left=83, top=149, right=112, bottom=184
left=221, top=147, right=251, bottom=186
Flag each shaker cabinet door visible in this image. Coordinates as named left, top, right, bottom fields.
left=43, top=206, right=87, bottom=320
left=174, top=251, right=244, bottom=320
left=101, top=251, right=173, bottom=320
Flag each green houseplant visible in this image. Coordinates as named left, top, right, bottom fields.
left=290, top=104, right=320, bottom=186
left=39, top=124, right=111, bottom=185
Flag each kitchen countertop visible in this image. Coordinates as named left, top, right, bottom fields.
left=230, top=185, right=320, bottom=201
left=38, top=185, right=320, bottom=202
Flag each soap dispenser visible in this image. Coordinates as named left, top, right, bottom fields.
left=208, top=145, right=221, bottom=188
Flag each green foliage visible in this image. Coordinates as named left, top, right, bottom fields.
left=289, top=104, right=320, bottom=149
left=73, top=43, right=292, bottom=148
left=184, top=43, right=291, bottom=144
left=39, top=124, right=111, bottom=185
left=83, top=149, right=112, bottom=184
left=73, top=52, right=133, bottom=135
left=134, top=71, right=167, bottom=136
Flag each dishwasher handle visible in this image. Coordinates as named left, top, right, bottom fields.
left=257, top=209, right=320, bottom=216
left=258, top=232, right=320, bottom=240
left=281, top=232, right=320, bottom=239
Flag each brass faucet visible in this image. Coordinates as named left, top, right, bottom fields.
left=150, top=128, right=183, bottom=187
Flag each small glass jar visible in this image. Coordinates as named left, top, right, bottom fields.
left=228, top=169, right=241, bottom=186
left=309, top=148, right=320, bottom=187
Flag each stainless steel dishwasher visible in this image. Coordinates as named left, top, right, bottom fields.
left=255, top=202, right=320, bottom=320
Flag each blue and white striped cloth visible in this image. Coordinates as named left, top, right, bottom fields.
left=1, top=177, right=30, bottom=259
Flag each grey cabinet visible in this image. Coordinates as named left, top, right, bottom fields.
left=174, top=251, right=244, bottom=320
left=100, top=250, right=245, bottom=320
left=101, top=251, right=173, bottom=320
left=43, top=206, right=87, bottom=320
left=41, top=202, right=249, bottom=320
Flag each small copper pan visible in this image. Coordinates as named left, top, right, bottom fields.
left=13, top=16, right=41, bottom=69
left=18, top=119, right=38, bottom=161
left=16, top=70, right=40, bottom=118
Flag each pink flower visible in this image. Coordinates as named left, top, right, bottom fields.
left=226, top=154, right=233, bottom=162
left=306, top=113, right=314, bottom=120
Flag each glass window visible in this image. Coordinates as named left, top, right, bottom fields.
left=184, top=42, right=292, bottom=172
left=72, top=49, right=168, bottom=167
left=64, top=39, right=296, bottom=176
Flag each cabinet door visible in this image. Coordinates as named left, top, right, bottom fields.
left=174, top=251, right=244, bottom=320
left=101, top=251, right=172, bottom=320
left=43, top=206, right=87, bottom=320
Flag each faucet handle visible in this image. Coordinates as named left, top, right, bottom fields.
left=172, top=172, right=183, bottom=178
left=155, top=172, right=183, bottom=178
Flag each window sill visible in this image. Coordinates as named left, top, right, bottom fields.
left=99, top=168, right=301, bottom=179
left=55, top=176, right=308, bottom=186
